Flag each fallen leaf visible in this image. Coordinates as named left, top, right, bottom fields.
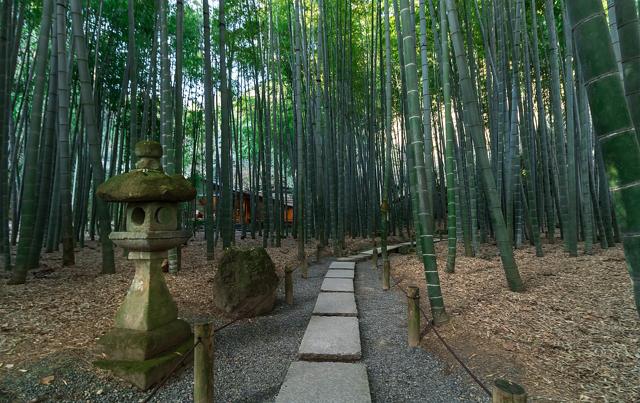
left=5, top=364, right=13, bottom=369
left=40, top=375, right=55, bottom=385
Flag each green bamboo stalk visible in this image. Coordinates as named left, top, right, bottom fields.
left=70, top=0, right=115, bottom=274
left=219, top=0, right=233, bottom=249
left=614, top=0, right=640, bottom=140
left=293, top=0, right=306, bottom=267
left=0, top=0, right=9, bottom=271
left=545, top=0, right=570, bottom=247
left=566, top=0, right=640, bottom=315
left=562, top=2, right=579, bottom=257
left=530, top=0, right=555, bottom=242
left=56, top=0, right=75, bottom=267
left=445, top=0, right=523, bottom=291
left=440, top=0, right=456, bottom=274
left=8, top=0, right=52, bottom=284
left=399, top=0, right=449, bottom=324
left=381, top=0, right=393, bottom=283
left=203, top=0, right=215, bottom=260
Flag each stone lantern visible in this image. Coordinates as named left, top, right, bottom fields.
left=93, top=141, right=196, bottom=390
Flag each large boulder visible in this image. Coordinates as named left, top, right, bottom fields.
left=213, top=247, right=279, bottom=318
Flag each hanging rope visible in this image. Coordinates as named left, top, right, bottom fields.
left=392, top=281, right=492, bottom=397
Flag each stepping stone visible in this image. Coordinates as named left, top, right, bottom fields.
left=329, top=261, right=356, bottom=270
left=298, top=316, right=361, bottom=361
left=337, top=255, right=368, bottom=262
left=276, top=361, right=371, bottom=403
left=321, top=278, right=354, bottom=293
left=325, top=269, right=355, bottom=279
left=313, top=292, right=357, bottom=316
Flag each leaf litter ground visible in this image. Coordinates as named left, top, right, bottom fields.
left=390, top=241, right=639, bottom=402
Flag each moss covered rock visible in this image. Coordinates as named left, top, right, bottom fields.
left=212, top=247, right=279, bottom=318
left=96, top=170, right=196, bottom=202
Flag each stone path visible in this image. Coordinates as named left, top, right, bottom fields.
left=277, top=242, right=484, bottom=403
left=276, top=362, right=371, bottom=403
left=321, top=277, right=355, bottom=292
left=276, top=260, right=372, bottom=403
left=313, top=292, right=358, bottom=316
left=336, top=241, right=414, bottom=262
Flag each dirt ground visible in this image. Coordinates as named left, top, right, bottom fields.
left=389, top=241, right=640, bottom=402
left=1, top=235, right=638, bottom=402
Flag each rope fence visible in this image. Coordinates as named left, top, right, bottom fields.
left=392, top=281, right=493, bottom=397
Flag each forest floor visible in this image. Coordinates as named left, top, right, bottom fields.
left=390, top=241, right=640, bottom=402
left=0, top=234, right=638, bottom=402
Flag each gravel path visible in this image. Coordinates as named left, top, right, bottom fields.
left=355, top=259, right=489, bottom=403
left=0, top=259, right=330, bottom=403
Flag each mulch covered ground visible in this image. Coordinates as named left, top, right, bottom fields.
left=389, top=241, right=639, bottom=402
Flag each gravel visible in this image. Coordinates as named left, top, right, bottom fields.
left=0, top=259, right=329, bottom=403
left=355, top=259, right=489, bottom=403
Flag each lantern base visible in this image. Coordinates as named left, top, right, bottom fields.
left=94, top=337, right=193, bottom=390
left=97, top=318, right=191, bottom=361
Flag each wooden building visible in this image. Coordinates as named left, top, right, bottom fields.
left=198, top=189, right=294, bottom=225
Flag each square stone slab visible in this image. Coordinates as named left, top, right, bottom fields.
left=298, top=316, right=361, bottom=361
left=321, top=278, right=354, bottom=293
left=325, top=269, right=355, bottom=279
left=329, top=261, right=356, bottom=270
left=313, top=292, right=357, bottom=316
left=336, top=255, right=368, bottom=262
left=276, top=361, right=371, bottom=403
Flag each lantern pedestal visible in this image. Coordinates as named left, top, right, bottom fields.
left=95, top=249, right=192, bottom=390
left=94, top=338, right=193, bottom=390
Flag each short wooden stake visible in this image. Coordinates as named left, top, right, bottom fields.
left=315, top=244, right=322, bottom=262
left=492, top=379, right=527, bottom=403
left=407, top=286, right=420, bottom=347
left=194, top=322, right=214, bottom=403
left=285, top=266, right=294, bottom=305
left=382, top=259, right=390, bottom=290
left=372, top=240, right=378, bottom=268
left=301, top=258, right=308, bottom=279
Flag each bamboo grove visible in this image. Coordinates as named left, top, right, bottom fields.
left=0, top=0, right=639, bottom=317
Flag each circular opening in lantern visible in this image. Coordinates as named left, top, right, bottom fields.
left=131, top=207, right=145, bottom=226
left=155, top=207, right=171, bottom=224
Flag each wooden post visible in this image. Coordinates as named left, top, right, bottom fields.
left=285, top=266, right=294, bottom=305
left=382, top=259, right=390, bottom=290
left=301, top=258, right=308, bottom=279
left=372, top=240, right=378, bottom=267
left=492, top=379, right=527, bottom=403
left=407, top=286, right=420, bottom=347
left=315, top=244, right=322, bottom=262
left=193, top=322, right=214, bottom=403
